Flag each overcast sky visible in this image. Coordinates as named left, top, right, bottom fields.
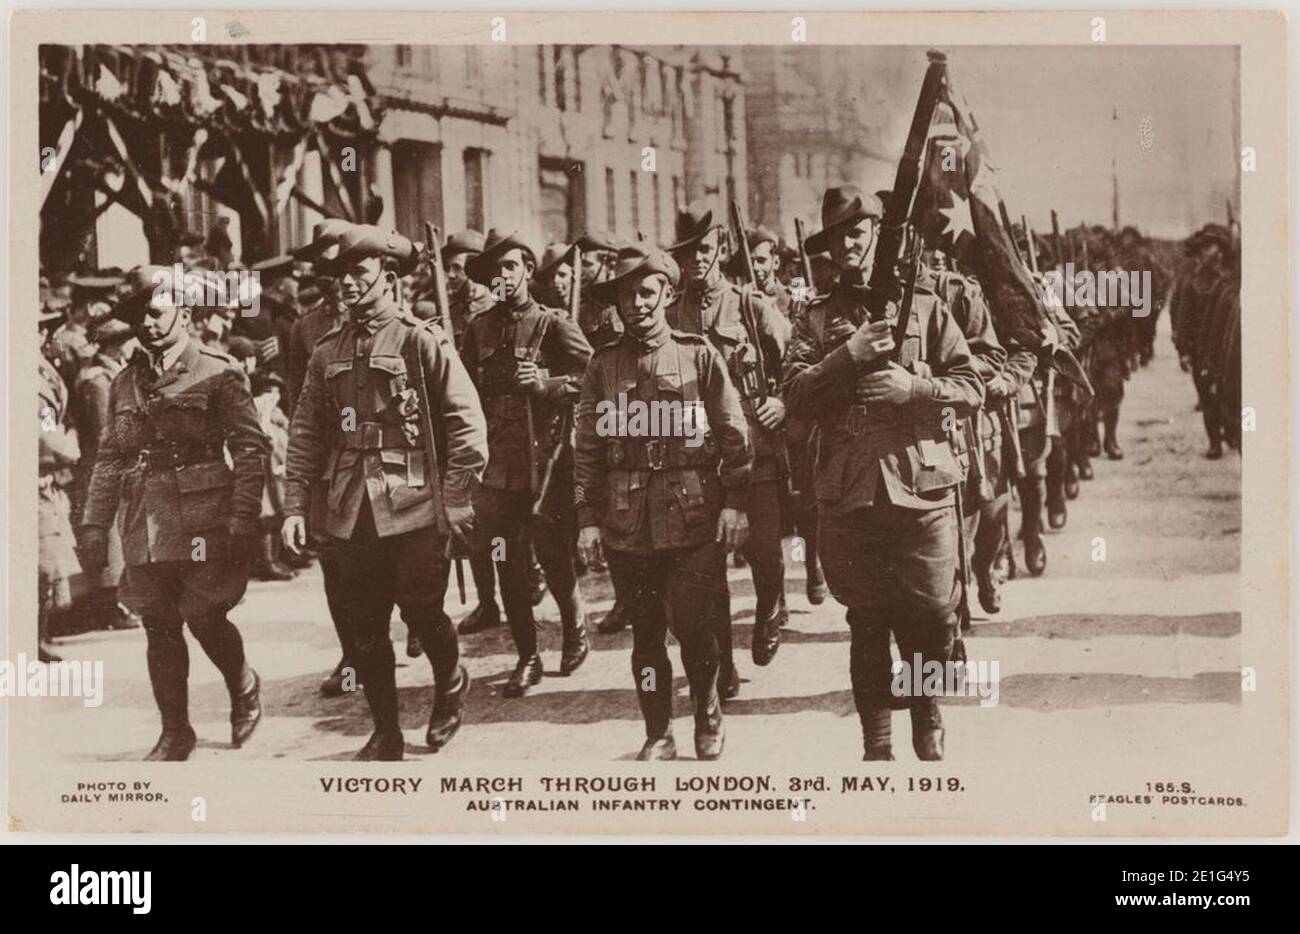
left=869, top=46, right=1239, bottom=240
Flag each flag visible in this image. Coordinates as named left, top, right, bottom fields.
left=911, top=65, right=1090, bottom=393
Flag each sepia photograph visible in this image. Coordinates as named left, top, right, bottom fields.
left=4, top=9, right=1289, bottom=839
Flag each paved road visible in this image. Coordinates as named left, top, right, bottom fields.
left=44, top=316, right=1241, bottom=764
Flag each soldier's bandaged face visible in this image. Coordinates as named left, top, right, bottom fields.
left=830, top=220, right=877, bottom=274
left=616, top=273, right=673, bottom=338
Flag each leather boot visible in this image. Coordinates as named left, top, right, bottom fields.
left=529, top=554, right=548, bottom=606
left=458, top=602, right=502, bottom=635
left=1103, top=410, right=1123, bottom=460
left=503, top=654, right=543, bottom=697
left=911, top=698, right=945, bottom=761
left=1206, top=442, right=1224, bottom=460
left=693, top=687, right=725, bottom=760
left=976, top=566, right=1002, bottom=614
left=230, top=667, right=262, bottom=747
left=1047, top=496, right=1068, bottom=530
left=1077, top=461, right=1094, bottom=480
left=751, top=598, right=785, bottom=668
left=1064, top=464, right=1080, bottom=500
left=596, top=599, right=629, bottom=634
left=805, top=556, right=828, bottom=605
left=144, top=628, right=194, bottom=761
left=253, top=533, right=294, bottom=581
left=426, top=664, right=471, bottom=751
left=1023, top=534, right=1047, bottom=577
left=560, top=614, right=590, bottom=676
left=145, top=727, right=197, bottom=762
left=636, top=733, right=677, bottom=761
left=861, top=707, right=893, bottom=761
left=355, top=730, right=404, bottom=761
left=718, top=661, right=741, bottom=701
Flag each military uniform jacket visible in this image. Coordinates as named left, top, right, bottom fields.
left=448, top=281, right=495, bottom=351
left=461, top=297, right=592, bottom=492
left=70, top=354, right=124, bottom=521
left=81, top=340, right=270, bottom=566
left=285, top=299, right=488, bottom=540
left=933, top=272, right=1007, bottom=488
left=578, top=294, right=624, bottom=348
left=574, top=326, right=752, bottom=553
left=39, top=357, right=79, bottom=483
left=668, top=278, right=791, bottom=459
left=783, top=280, right=984, bottom=515
left=287, top=302, right=343, bottom=412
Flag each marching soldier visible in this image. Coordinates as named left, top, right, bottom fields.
left=283, top=225, right=486, bottom=759
left=284, top=220, right=367, bottom=695
left=39, top=308, right=83, bottom=662
left=784, top=186, right=983, bottom=761
left=70, top=318, right=141, bottom=631
left=1171, top=225, right=1234, bottom=459
left=532, top=241, right=577, bottom=311
left=79, top=273, right=271, bottom=761
left=438, top=230, right=495, bottom=351
left=574, top=245, right=752, bottom=760
left=666, top=202, right=791, bottom=697
left=573, top=230, right=625, bottom=348
left=461, top=230, right=593, bottom=695
left=925, top=255, right=1011, bottom=614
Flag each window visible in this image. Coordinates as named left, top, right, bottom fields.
left=393, top=140, right=443, bottom=242
left=671, top=175, right=683, bottom=215
left=538, top=46, right=548, bottom=105
left=539, top=159, right=585, bottom=244
left=605, top=167, right=616, bottom=232
left=553, top=45, right=567, bottom=111
left=396, top=45, right=412, bottom=69
left=651, top=171, right=662, bottom=243
left=464, top=148, right=488, bottom=232
left=465, top=47, right=482, bottom=83
left=629, top=170, right=640, bottom=235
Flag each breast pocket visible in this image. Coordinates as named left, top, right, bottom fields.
left=175, top=461, right=235, bottom=532
left=369, top=355, right=408, bottom=417
left=154, top=392, right=211, bottom=443
left=323, top=358, right=354, bottom=412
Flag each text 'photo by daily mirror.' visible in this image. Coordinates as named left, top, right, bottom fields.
left=5, top=8, right=1289, bottom=837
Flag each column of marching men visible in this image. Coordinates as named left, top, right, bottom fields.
left=41, top=195, right=1236, bottom=763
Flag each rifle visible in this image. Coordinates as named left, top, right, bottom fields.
left=418, top=222, right=467, bottom=601
left=569, top=246, right=582, bottom=322
left=866, top=50, right=948, bottom=356
left=533, top=404, right=573, bottom=519
left=730, top=198, right=794, bottom=496
left=424, top=222, right=452, bottom=335
left=999, top=201, right=1023, bottom=266
left=953, top=489, right=972, bottom=650
left=793, top=217, right=815, bottom=303
left=1024, top=215, right=1039, bottom=275
left=1050, top=209, right=1065, bottom=273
